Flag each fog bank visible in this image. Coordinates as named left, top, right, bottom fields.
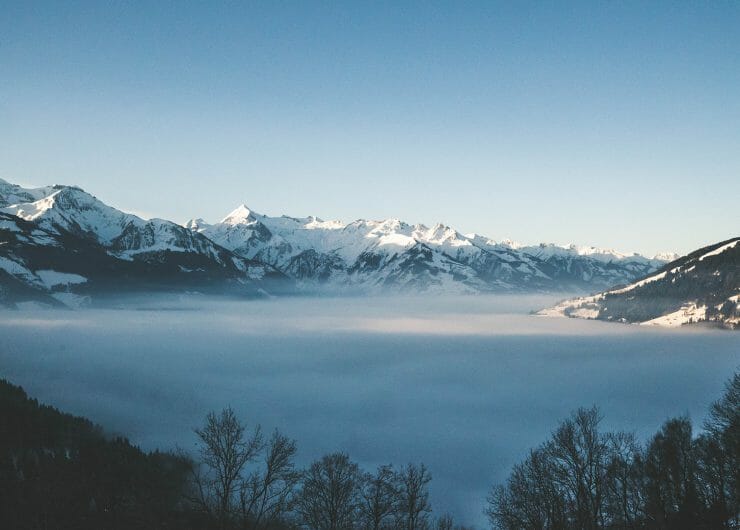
left=1, top=295, right=738, bottom=526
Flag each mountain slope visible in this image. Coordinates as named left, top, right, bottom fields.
left=189, top=205, right=670, bottom=294
left=0, top=378, right=191, bottom=527
left=0, top=177, right=674, bottom=303
left=539, top=237, right=740, bottom=329
left=0, top=180, right=290, bottom=307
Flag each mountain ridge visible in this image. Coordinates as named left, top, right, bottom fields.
left=1, top=178, right=677, bottom=306
left=539, top=237, right=739, bottom=329
left=188, top=203, right=672, bottom=294
left=0, top=180, right=290, bottom=307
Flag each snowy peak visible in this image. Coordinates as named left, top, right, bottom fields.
left=2, top=184, right=133, bottom=244
left=190, top=202, right=673, bottom=293
left=185, top=218, right=209, bottom=231
left=0, top=177, right=681, bottom=300
left=0, top=179, right=58, bottom=208
left=221, top=204, right=259, bottom=225
left=0, top=181, right=292, bottom=308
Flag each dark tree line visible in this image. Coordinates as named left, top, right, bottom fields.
left=187, top=406, right=451, bottom=530
left=0, top=380, right=455, bottom=530
left=487, top=373, right=739, bottom=530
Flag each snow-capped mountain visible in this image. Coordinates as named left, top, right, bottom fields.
left=188, top=205, right=671, bottom=294
left=0, top=177, right=676, bottom=306
left=539, top=237, right=739, bottom=329
left=0, top=179, right=288, bottom=307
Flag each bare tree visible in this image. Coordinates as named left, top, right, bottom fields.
left=703, top=372, right=740, bottom=528
left=547, top=406, right=608, bottom=530
left=239, top=429, right=300, bottom=530
left=643, top=417, right=699, bottom=528
left=296, top=452, right=362, bottom=530
left=488, top=373, right=740, bottom=530
left=486, top=447, right=565, bottom=530
left=359, top=465, right=398, bottom=530
left=396, top=463, right=432, bottom=530
left=193, top=407, right=264, bottom=529
left=603, top=431, right=645, bottom=528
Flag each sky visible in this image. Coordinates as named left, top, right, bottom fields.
left=1, top=1, right=738, bottom=256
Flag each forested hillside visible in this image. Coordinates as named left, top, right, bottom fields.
left=0, top=379, right=192, bottom=528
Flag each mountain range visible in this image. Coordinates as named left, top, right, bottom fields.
left=1, top=177, right=677, bottom=308
left=186, top=205, right=674, bottom=295
left=540, top=237, right=739, bottom=329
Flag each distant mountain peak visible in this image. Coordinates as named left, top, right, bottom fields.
left=653, top=251, right=681, bottom=262
left=221, top=204, right=258, bottom=225
left=185, top=218, right=208, bottom=230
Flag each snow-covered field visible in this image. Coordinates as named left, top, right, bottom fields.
left=1, top=295, right=738, bottom=526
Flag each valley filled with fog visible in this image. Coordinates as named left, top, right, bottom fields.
left=1, top=295, right=738, bottom=526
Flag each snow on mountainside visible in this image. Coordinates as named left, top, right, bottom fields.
left=187, top=204, right=671, bottom=294
left=0, top=177, right=675, bottom=305
left=0, top=180, right=288, bottom=307
left=3, top=181, right=225, bottom=258
left=539, top=237, right=740, bottom=329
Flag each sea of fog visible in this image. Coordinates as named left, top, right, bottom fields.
left=1, top=294, right=738, bottom=527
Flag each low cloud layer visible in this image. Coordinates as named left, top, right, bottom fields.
left=1, top=295, right=738, bottom=526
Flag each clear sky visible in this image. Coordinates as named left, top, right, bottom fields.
left=1, top=1, right=738, bottom=256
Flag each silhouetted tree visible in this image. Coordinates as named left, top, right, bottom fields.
left=192, top=407, right=265, bottom=529
left=360, top=464, right=398, bottom=530
left=487, top=372, right=740, bottom=530
left=602, top=431, right=645, bottom=528
left=396, top=463, right=432, bottom=530
left=486, top=447, right=566, bottom=530
left=701, top=372, right=740, bottom=528
left=239, top=429, right=301, bottom=530
left=643, top=417, right=699, bottom=529
left=296, top=452, right=363, bottom=530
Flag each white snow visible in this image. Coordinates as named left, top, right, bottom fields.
left=185, top=199, right=670, bottom=293
left=607, top=271, right=668, bottom=294
left=641, top=303, right=707, bottom=328
left=0, top=256, right=35, bottom=279
left=1, top=178, right=677, bottom=297
left=537, top=294, right=603, bottom=318
left=1, top=183, right=225, bottom=257
left=35, top=270, right=88, bottom=288
left=698, top=240, right=738, bottom=261
left=569, top=306, right=601, bottom=319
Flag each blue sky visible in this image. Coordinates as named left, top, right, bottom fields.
left=1, top=1, right=738, bottom=256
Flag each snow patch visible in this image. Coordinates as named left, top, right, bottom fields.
left=640, top=303, right=707, bottom=328
left=35, top=270, right=87, bottom=288
left=698, top=240, right=738, bottom=261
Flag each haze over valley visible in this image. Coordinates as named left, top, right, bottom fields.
left=2, top=295, right=738, bottom=526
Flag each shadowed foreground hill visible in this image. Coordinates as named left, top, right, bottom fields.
left=0, top=379, right=193, bottom=529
